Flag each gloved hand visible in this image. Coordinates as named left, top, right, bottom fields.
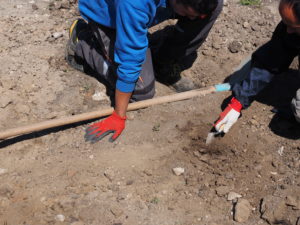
left=84, top=111, right=126, bottom=143
left=214, top=97, right=242, bottom=133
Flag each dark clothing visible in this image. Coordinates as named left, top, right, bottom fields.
left=75, top=0, right=223, bottom=100
left=232, top=22, right=300, bottom=109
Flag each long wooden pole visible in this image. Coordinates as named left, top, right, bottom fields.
left=0, top=84, right=230, bottom=140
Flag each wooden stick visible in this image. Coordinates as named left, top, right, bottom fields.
left=0, top=85, right=226, bottom=140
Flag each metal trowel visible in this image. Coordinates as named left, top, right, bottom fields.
left=205, top=125, right=225, bottom=145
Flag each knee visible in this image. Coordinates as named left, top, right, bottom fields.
left=291, top=89, right=300, bottom=123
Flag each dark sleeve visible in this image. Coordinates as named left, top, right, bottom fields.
left=155, top=0, right=223, bottom=61
left=232, top=21, right=300, bottom=108
left=252, top=21, right=299, bottom=73
left=232, top=67, right=274, bottom=108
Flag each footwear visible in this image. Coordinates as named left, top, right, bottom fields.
left=154, top=61, right=196, bottom=92
left=170, top=77, right=196, bottom=92
left=65, top=18, right=89, bottom=72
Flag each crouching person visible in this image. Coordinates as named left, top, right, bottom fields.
left=66, top=0, right=223, bottom=142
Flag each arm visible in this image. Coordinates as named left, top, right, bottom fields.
left=215, top=22, right=299, bottom=133
left=113, top=0, right=151, bottom=115
left=85, top=0, right=152, bottom=142
left=233, top=21, right=299, bottom=109
left=156, top=0, right=223, bottom=61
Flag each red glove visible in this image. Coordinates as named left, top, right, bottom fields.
left=214, top=97, right=242, bottom=133
left=84, top=111, right=126, bottom=143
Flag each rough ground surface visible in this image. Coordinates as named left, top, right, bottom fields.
left=0, top=0, right=299, bottom=225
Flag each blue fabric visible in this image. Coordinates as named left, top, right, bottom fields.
left=232, top=67, right=274, bottom=108
left=79, top=0, right=170, bottom=92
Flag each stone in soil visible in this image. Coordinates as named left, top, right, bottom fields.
left=227, top=192, right=242, bottom=201
left=234, top=199, right=252, bottom=222
left=228, top=40, right=242, bottom=53
left=172, top=167, right=185, bottom=176
left=260, top=195, right=287, bottom=224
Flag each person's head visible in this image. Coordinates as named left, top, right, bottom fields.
left=169, top=0, right=218, bottom=20
left=279, top=0, right=300, bottom=35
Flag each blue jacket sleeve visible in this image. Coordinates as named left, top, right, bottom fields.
left=114, top=1, right=151, bottom=93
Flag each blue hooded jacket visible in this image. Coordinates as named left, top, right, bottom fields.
left=79, top=0, right=171, bottom=92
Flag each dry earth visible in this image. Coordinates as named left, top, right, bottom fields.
left=0, top=0, right=299, bottom=225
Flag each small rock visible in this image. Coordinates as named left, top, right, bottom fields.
left=52, top=32, right=63, bottom=39
left=126, top=180, right=134, bottom=185
left=234, top=199, right=252, bottom=222
left=172, top=167, right=185, bottom=176
left=285, top=195, right=300, bottom=210
left=278, top=165, right=286, bottom=175
left=0, top=184, right=14, bottom=198
left=104, top=169, right=114, bottom=181
left=228, top=41, right=242, bottom=53
left=278, top=146, right=284, bottom=156
left=0, top=168, right=8, bottom=175
left=92, top=90, right=108, bottom=101
left=55, top=214, right=65, bottom=222
left=215, top=186, right=231, bottom=197
left=32, top=3, right=38, bottom=10
left=260, top=195, right=287, bottom=224
left=143, top=169, right=153, bottom=176
left=243, top=22, right=249, bottom=28
left=110, top=206, right=124, bottom=218
left=227, top=192, right=242, bottom=201
left=0, top=95, right=12, bottom=108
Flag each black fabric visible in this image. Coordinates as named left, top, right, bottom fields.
left=252, top=21, right=300, bottom=74
left=153, top=0, right=223, bottom=62
left=232, top=21, right=300, bottom=108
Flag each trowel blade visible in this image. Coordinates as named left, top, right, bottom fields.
left=205, top=128, right=224, bottom=145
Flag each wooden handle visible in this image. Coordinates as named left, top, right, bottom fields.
left=0, top=86, right=218, bottom=140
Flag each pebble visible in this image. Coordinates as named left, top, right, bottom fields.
left=0, top=168, right=8, bottom=175
left=52, top=32, right=63, bottom=39
left=0, top=96, right=12, bottom=108
left=243, top=22, right=249, bottom=28
left=172, top=167, right=185, bottom=176
left=234, top=199, right=252, bottom=222
left=277, top=146, right=284, bottom=156
left=92, top=90, right=108, bottom=101
left=55, top=214, right=65, bottom=222
left=227, top=192, right=242, bottom=201
left=228, top=41, right=242, bottom=53
left=285, top=195, right=300, bottom=210
left=110, top=206, right=124, bottom=218
left=215, top=186, right=231, bottom=197
left=32, top=3, right=38, bottom=10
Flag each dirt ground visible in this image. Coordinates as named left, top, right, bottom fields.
left=0, top=0, right=299, bottom=225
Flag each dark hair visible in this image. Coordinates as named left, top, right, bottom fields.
left=176, top=0, right=219, bottom=14
left=281, top=0, right=300, bottom=22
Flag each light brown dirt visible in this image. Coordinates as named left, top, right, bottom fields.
left=0, top=0, right=299, bottom=225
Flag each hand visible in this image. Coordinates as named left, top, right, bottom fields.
left=214, top=97, right=242, bottom=133
left=84, top=111, right=126, bottom=143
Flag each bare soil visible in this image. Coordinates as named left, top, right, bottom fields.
left=0, top=0, right=299, bottom=225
